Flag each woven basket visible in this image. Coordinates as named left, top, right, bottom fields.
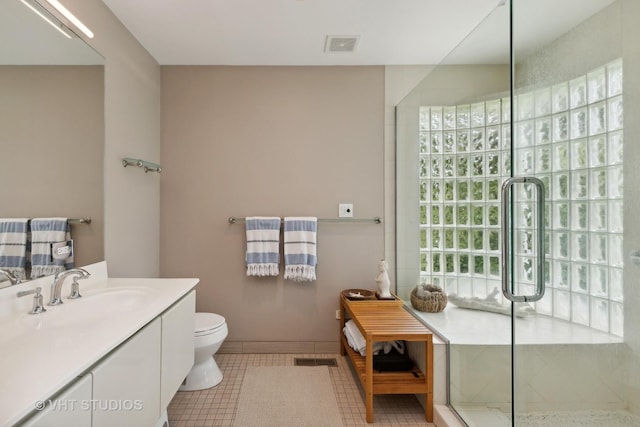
left=410, top=284, right=447, bottom=313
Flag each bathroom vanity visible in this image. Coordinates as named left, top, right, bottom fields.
left=0, top=261, right=198, bottom=427
left=339, top=292, right=434, bottom=423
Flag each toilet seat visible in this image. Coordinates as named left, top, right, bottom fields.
left=195, top=312, right=226, bottom=337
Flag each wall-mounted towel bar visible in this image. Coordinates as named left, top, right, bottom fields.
left=122, top=157, right=162, bottom=173
left=228, top=216, right=382, bottom=224
left=68, top=218, right=92, bottom=224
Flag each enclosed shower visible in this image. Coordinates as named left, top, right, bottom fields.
left=395, top=0, right=640, bottom=426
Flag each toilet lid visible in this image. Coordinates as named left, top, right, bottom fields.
left=195, top=312, right=226, bottom=334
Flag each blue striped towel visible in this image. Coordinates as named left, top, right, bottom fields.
left=0, top=219, right=29, bottom=282
left=245, top=217, right=281, bottom=277
left=284, top=217, right=317, bottom=282
left=30, top=218, right=74, bottom=279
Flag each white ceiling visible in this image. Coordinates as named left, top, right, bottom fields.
left=100, top=0, right=617, bottom=66
left=1, top=0, right=617, bottom=66
left=101, top=0, right=503, bottom=66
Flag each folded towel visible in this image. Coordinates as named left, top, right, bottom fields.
left=343, top=321, right=405, bottom=357
left=283, top=217, right=317, bottom=282
left=0, top=219, right=29, bottom=281
left=342, top=325, right=357, bottom=352
left=30, top=218, right=74, bottom=279
left=343, top=320, right=366, bottom=356
left=245, top=217, right=281, bottom=277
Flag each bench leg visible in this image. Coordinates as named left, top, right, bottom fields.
left=366, top=338, right=374, bottom=423
left=425, top=338, right=434, bottom=422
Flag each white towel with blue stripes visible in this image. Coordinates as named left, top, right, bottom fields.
left=245, top=217, right=281, bottom=277
left=30, top=218, right=74, bottom=279
left=0, top=218, right=29, bottom=281
left=284, top=217, right=317, bottom=282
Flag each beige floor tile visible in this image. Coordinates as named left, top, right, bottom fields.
left=168, top=353, right=434, bottom=426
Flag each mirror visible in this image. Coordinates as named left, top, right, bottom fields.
left=0, top=0, right=105, bottom=288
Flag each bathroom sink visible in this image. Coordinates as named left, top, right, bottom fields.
left=80, top=286, right=154, bottom=307
left=0, top=276, right=183, bottom=348
left=0, top=288, right=157, bottom=339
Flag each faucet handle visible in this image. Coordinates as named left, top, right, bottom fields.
left=17, top=287, right=47, bottom=315
left=68, top=280, right=82, bottom=299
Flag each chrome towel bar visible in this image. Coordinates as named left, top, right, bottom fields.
left=68, top=218, right=92, bottom=224
left=228, top=216, right=382, bottom=224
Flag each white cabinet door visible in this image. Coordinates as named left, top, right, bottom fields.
left=92, top=318, right=161, bottom=427
left=161, top=290, right=195, bottom=409
left=21, top=374, right=92, bottom=427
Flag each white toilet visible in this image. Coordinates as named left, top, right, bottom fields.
left=180, top=312, right=228, bottom=391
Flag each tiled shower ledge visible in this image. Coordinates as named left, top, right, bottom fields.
left=409, top=305, right=623, bottom=345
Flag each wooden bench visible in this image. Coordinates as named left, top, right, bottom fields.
left=339, top=292, right=433, bottom=423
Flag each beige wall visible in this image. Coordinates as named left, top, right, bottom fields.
left=160, top=66, right=385, bottom=345
left=65, top=0, right=161, bottom=277
left=0, top=66, right=104, bottom=268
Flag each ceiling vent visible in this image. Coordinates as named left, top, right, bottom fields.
left=324, top=35, right=359, bottom=53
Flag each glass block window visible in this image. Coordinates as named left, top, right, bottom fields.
left=418, top=59, right=623, bottom=335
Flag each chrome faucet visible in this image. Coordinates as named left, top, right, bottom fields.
left=0, top=269, right=20, bottom=286
left=49, top=268, right=91, bottom=306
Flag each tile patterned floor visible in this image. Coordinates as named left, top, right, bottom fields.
left=168, top=353, right=435, bottom=427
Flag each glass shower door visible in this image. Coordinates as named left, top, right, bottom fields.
left=509, top=1, right=632, bottom=426
left=396, top=0, right=638, bottom=426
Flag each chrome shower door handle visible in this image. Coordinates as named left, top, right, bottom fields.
left=501, top=176, right=546, bottom=303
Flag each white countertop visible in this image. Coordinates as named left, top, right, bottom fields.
left=0, top=262, right=198, bottom=427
